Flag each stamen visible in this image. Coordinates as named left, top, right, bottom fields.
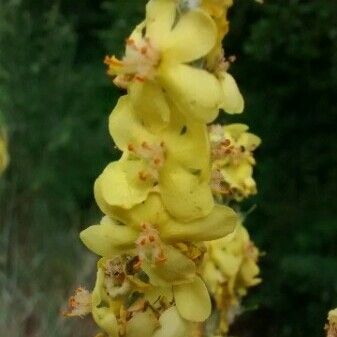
left=105, top=36, right=160, bottom=89
left=104, top=257, right=130, bottom=298
left=135, top=223, right=166, bottom=266
left=63, top=287, right=92, bottom=317
left=128, top=141, right=166, bottom=183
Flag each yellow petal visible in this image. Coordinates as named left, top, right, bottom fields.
left=109, top=96, right=155, bottom=151
left=128, top=82, right=170, bottom=130
left=146, top=0, right=177, bottom=48
left=142, top=245, right=196, bottom=287
left=110, top=193, right=170, bottom=230
left=163, top=9, right=217, bottom=63
left=96, top=160, right=153, bottom=210
left=212, top=249, right=242, bottom=277
left=220, top=72, right=244, bottom=114
left=238, top=132, right=261, bottom=151
left=239, top=260, right=261, bottom=287
left=144, top=287, right=174, bottom=307
left=224, top=123, right=249, bottom=139
left=80, top=216, right=138, bottom=257
left=92, top=269, right=119, bottom=337
left=152, top=307, right=188, bottom=337
left=161, top=204, right=238, bottom=242
left=174, top=276, right=211, bottom=322
left=160, top=63, right=222, bottom=123
left=126, top=310, right=159, bottom=337
left=163, top=112, right=210, bottom=178
left=220, top=162, right=254, bottom=191
left=159, top=160, right=213, bottom=221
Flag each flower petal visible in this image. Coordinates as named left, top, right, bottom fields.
left=174, top=276, right=211, bottom=322
left=126, top=310, right=159, bottom=337
left=159, top=160, right=214, bottom=221
left=160, top=63, right=222, bottom=123
left=146, top=0, right=177, bottom=48
left=237, top=132, right=261, bottom=151
left=109, top=96, right=156, bottom=151
left=220, top=72, right=244, bottom=114
left=128, top=82, right=170, bottom=130
left=95, top=159, right=153, bottom=210
left=80, top=216, right=138, bottom=257
left=163, top=9, right=217, bottom=63
left=163, top=111, right=210, bottom=178
left=224, top=123, right=249, bottom=139
left=142, top=245, right=196, bottom=287
left=92, top=268, right=119, bottom=337
left=152, top=307, right=189, bottom=337
left=110, top=193, right=170, bottom=230
left=212, top=248, right=242, bottom=277
left=161, top=204, right=238, bottom=242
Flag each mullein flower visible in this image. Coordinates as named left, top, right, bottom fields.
left=202, top=224, right=261, bottom=334
left=326, top=309, right=337, bottom=337
left=201, top=0, right=233, bottom=40
left=91, top=264, right=202, bottom=337
left=81, top=194, right=238, bottom=323
left=95, top=95, right=212, bottom=221
left=66, top=0, right=262, bottom=335
left=105, top=0, right=243, bottom=122
left=209, top=123, right=261, bottom=201
left=105, top=0, right=221, bottom=123
left=0, top=129, right=9, bottom=175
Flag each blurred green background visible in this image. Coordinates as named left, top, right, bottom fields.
left=0, top=0, right=336, bottom=336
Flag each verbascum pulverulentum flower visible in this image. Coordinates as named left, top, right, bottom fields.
left=94, top=95, right=213, bottom=221
left=209, top=123, right=261, bottom=201
left=0, top=129, right=9, bottom=175
left=104, top=0, right=244, bottom=123
left=65, top=1, right=262, bottom=336
left=326, top=309, right=337, bottom=337
left=202, top=224, right=261, bottom=334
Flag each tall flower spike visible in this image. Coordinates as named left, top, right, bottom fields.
left=66, top=0, right=262, bottom=336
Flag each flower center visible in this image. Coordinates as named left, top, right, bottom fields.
left=209, top=125, right=245, bottom=164
left=105, top=37, right=160, bottom=89
left=135, top=223, right=166, bottom=266
left=128, top=141, right=165, bottom=183
left=104, top=257, right=130, bottom=298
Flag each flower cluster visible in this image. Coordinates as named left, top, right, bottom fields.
left=209, top=123, right=261, bottom=201
left=202, top=225, right=260, bottom=334
left=65, top=0, right=261, bottom=336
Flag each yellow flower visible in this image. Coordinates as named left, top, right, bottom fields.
left=199, top=0, right=244, bottom=115
left=326, top=309, right=337, bottom=337
left=91, top=260, right=207, bottom=337
left=105, top=0, right=225, bottom=123
left=202, top=0, right=232, bottom=39
left=95, top=95, right=212, bottom=221
left=209, top=123, right=261, bottom=201
left=81, top=194, right=238, bottom=322
left=202, top=224, right=261, bottom=333
left=0, top=130, right=9, bottom=175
